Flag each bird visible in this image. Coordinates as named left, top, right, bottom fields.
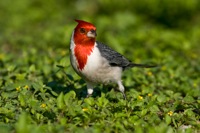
left=70, top=20, right=156, bottom=99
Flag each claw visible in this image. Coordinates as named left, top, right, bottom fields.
left=122, top=92, right=127, bottom=100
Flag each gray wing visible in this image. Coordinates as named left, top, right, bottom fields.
left=96, top=41, right=133, bottom=70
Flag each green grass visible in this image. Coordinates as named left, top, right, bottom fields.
left=0, top=0, right=200, bottom=133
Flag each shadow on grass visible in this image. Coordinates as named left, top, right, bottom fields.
left=46, top=79, right=86, bottom=100
left=46, top=79, right=116, bottom=100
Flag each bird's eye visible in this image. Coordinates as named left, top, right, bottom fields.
left=80, top=28, right=86, bottom=33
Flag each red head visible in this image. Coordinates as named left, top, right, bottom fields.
left=74, top=20, right=97, bottom=45
left=73, top=20, right=97, bottom=70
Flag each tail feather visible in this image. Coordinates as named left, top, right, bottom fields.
left=130, top=63, right=157, bottom=68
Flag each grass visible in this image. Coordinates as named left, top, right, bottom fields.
left=0, top=0, right=200, bottom=133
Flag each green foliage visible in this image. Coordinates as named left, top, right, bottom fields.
left=0, top=0, right=200, bottom=132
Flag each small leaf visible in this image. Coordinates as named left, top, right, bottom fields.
left=157, top=94, right=167, bottom=103
left=84, top=97, right=95, bottom=106
left=183, top=96, right=195, bottom=103
left=165, top=114, right=171, bottom=125
left=18, top=94, right=26, bottom=107
left=149, top=105, right=160, bottom=112
left=97, top=93, right=109, bottom=108
left=57, top=92, right=64, bottom=109
left=64, top=91, right=76, bottom=106
left=141, top=109, right=148, bottom=116
left=29, top=65, right=36, bottom=72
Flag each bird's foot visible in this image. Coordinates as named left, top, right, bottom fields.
left=86, top=94, right=92, bottom=98
left=122, top=92, right=127, bottom=100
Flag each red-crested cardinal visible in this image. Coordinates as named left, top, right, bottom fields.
left=70, top=20, right=156, bottom=99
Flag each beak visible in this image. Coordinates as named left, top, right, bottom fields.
left=87, top=29, right=97, bottom=38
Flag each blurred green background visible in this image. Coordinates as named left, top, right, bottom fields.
left=0, top=0, right=200, bottom=132
left=1, top=0, right=200, bottom=51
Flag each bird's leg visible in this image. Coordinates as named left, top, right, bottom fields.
left=86, top=82, right=94, bottom=98
left=81, top=82, right=94, bottom=104
left=117, top=81, right=127, bottom=100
